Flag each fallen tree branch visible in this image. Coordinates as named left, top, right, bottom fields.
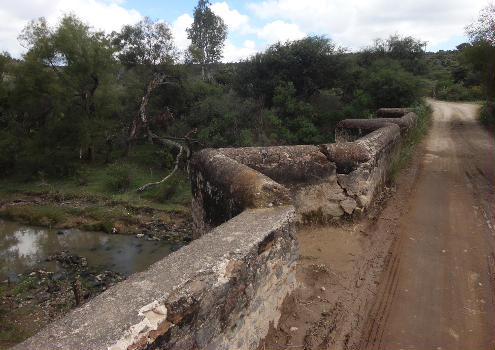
left=135, top=129, right=201, bottom=191
left=137, top=143, right=183, bottom=192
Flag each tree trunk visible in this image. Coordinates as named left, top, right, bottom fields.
left=105, top=137, right=113, bottom=164
left=88, top=143, right=95, bottom=163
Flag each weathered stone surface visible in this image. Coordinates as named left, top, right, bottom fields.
left=354, top=124, right=401, bottom=161
left=375, top=107, right=409, bottom=118
left=375, top=112, right=418, bottom=135
left=294, top=182, right=348, bottom=221
left=218, top=145, right=336, bottom=185
left=334, top=112, right=418, bottom=142
left=319, top=142, right=371, bottom=174
left=335, top=124, right=401, bottom=207
left=190, top=149, right=291, bottom=235
left=340, top=198, right=357, bottom=215
left=14, top=206, right=298, bottom=350
left=334, top=119, right=393, bottom=142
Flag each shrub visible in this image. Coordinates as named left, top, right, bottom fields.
left=479, top=101, right=495, bottom=133
left=105, top=163, right=132, bottom=193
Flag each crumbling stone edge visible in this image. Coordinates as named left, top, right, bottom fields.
left=190, top=109, right=417, bottom=234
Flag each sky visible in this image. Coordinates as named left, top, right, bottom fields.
left=0, top=0, right=492, bottom=62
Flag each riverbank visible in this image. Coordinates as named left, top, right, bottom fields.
left=0, top=169, right=192, bottom=241
left=0, top=251, right=124, bottom=349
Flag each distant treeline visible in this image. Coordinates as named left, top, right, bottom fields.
left=0, top=10, right=492, bottom=179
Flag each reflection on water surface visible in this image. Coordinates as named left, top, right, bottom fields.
left=0, top=219, right=172, bottom=280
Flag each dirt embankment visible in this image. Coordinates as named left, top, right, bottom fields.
left=260, top=100, right=495, bottom=350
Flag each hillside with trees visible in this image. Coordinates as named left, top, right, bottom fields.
left=0, top=1, right=492, bottom=209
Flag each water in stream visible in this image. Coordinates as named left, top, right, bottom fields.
left=0, top=219, right=172, bottom=280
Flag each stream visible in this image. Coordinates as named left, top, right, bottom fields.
left=0, top=219, right=172, bottom=281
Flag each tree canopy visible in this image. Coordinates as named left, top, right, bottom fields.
left=187, top=0, right=227, bottom=80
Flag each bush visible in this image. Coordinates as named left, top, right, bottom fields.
left=436, top=84, right=484, bottom=101
left=479, top=101, right=495, bottom=133
left=105, top=163, right=132, bottom=193
left=362, top=59, right=423, bottom=109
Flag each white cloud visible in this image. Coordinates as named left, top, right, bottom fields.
left=171, top=13, right=193, bottom=53
left=248, top=0, right=490, bottom=50
left=222, top=39, right=258, bottom=62
left=257, top=20, right=306, bottom=44
left=0, top=0, right=142, bottom=57
left=210, top=2, right=251, bottom=33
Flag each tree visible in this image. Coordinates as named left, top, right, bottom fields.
left=186, top=0, right=227, bottom=81
left=359, top=35, right=427, bottom=75
left=15, top=15, right=116, bottom=169
left=466, top=4, right=495, bottom=45
left=112, top=17, right=179, bottom=156
left=361, top=59, right=423, bottom=109
left=461, top=5, right=495, bottom=101
left=461, top=4, right=495, bottom=131
left=234, top=36, right=348, bottom=106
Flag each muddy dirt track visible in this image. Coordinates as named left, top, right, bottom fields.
left=260, top=100, right=495, bottom=350
left=360, top=100, right=495, bottom=349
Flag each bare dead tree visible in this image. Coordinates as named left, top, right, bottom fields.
left=124, top=73, right=179, bottom=156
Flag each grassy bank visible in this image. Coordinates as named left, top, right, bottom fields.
left=389, top=100, right=433, bottom=178
left=0, top=147, right=192, bottom=234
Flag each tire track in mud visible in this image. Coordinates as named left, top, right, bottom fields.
left=358, top=100, right=495, bottom=349
left=359, top=238, right=402, bottom=349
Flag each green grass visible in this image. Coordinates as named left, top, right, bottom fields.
left=0, top=149, right=191, bottom=213
left=0, top=205, right=66, bottom=227
left=389, top=100, right=433, bottom=178
left=10, top=276, right=37, bottom=296
left=0, top=146, right=192, bottom=230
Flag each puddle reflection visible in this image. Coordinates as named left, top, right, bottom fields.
left=0, top=219, right=171, bottom=280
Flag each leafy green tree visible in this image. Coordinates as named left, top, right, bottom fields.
left=461, top=4, right=495, bottom=131
left=460, top=5, right=495, bottom=101
left=466, top=4, right=495, bottom=45
left=10, top=15, right=117, bottom=175
left=235, top=36, right=347, bottom=106
left=360, top=35, right=427, bottom=75
left=187, top=0, right=227, bottom=81
left=361, top=59, right=423, bottom=109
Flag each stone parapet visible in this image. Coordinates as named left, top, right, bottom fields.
left=13, top=206, right=298, bottom=350
left=189, top=149, right=291, bottom=235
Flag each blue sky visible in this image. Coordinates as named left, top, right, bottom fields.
left=1, top=0, right=491, bottom=61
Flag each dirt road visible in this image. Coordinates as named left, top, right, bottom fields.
left=260, top=100, right=494, bottom=350
left=360, top=100, right=495, bottom=349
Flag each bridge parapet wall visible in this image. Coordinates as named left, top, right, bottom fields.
left=191, top=111, right=418, bottom=231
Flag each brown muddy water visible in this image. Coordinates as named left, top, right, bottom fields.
left=0, top=219, right=172, bottom=280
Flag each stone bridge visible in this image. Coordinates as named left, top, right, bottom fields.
left=15, top=108, right=417, bottom=350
